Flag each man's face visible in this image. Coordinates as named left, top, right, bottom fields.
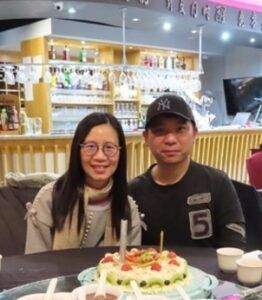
left=143, top=115, right=198, bottom=166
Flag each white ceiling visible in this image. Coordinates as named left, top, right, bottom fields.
left=0, top=0, right=261, bottom=54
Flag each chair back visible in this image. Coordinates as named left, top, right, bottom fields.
left=0, top=172, right=58, bottom=256
left=232, top=180, right=262, bottom=250
left=0, top=185, right=39, bottom=256
left=246, top=151, right=262, bottom=189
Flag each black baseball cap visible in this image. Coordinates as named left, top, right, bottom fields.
left=145, top=94, right=196, bottom=129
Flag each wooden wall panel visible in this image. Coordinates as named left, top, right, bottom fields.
left=1, top=129, right=262, bottom=186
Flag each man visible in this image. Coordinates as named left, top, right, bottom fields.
left=129, top=94, right=246, bottom=249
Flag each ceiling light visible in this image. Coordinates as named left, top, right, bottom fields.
left=221, top=31, right=231, bottom=41
left=163, top=22, right=172, bottom=31
left=81, top=40, right=86, bottom=45
left=132, top=18, right=140, bottom=22
left=68, top=7, right=76, bottom=14
left=191, top=30, right=197, bottom=34
left=250, top=37, right=256, bottom=43
left=128, top=46, right=133, bottom=49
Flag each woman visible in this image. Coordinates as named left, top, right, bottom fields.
left=25, top=112, right=141, bottom=253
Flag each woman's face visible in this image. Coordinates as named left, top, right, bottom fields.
left=80, top=123, right=120, bottom=189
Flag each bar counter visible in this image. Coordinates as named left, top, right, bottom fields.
left=1, top=126, right=262, bottom=185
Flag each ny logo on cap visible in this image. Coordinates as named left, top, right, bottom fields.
left=157, top=98, right=171, bottom=111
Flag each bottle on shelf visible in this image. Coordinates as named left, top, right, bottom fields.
left=6, top=106, right=14, bottom=130
left=79, top=47, right=87, bottom=62
left=148, top=55, right=153, bottom=67
left=6, top=105, right=19, bottom=131
left=12, top=106, right=19, bottom=130
left=48, top=44, right=56, bottom=60
left=166, top=55, right=173, bottom=70
left=144, top=54, right=149, bottom=67
left=152, top=55, right=158, bottom=68
left=181, top=57, right=187, bottom=70
left=175, top=55, right=182, bottom=69
left=0, top=108, right=8, bottom=131
left=63, top=45, right=70, bottom=61
left=94, top=49, right=100, bottom=64
left=50, top=69, right=57, bottom=88
left=102, top=75, right=109, bottom=91
left=19, top=109, right=27, bottom=134
left=138, top=112, right=145, bottom=129
left=158, top=55, right=165, bottom=69
left=140, top=53, right=145, bottom=66
left=64, top=70, right=72, bottom=88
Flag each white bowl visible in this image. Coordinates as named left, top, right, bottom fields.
left=72, top=284, right=123, bottom=300
left=236, top=257, right=262, bottom=286
left=17, top=292, right=73, bottom=300
left=216, top=247, right=244, bottom=273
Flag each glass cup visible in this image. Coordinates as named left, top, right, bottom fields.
left=25, top=118, right=34, bottom=135
left=33, top=118, right=42, bottom=135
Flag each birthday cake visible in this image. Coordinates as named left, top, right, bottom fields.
left=96, top=248, right=189, bottom=293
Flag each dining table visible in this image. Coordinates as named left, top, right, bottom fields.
left=0, top=246, right=259, bottom=299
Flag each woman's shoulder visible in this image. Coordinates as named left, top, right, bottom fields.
left=36, top=180, right=56, bottom=197
left=33, top=181, right=56, bottom=209
left=39, top=180, right=56, bottom=192
left=27, top=181, right=57, bottom=226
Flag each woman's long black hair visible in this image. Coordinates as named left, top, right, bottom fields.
left=52, top=112, right=130, bottom=239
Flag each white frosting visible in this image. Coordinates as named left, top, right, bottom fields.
left=97, top=249, right=189, bottom=293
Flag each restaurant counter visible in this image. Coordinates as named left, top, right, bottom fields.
left=1, top=126, right=262, bottom=184
left=0, top=246, right=250, bottom=299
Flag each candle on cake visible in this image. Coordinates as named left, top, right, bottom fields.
left=159, top=230, right=164, bottom=253
left=119, top=219, right=128, bottom=262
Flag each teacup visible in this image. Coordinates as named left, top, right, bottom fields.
left=236, top=257, right=262, bottom=286
left=216, top=247, right=244, bottom=273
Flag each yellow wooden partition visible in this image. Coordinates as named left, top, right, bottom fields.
left=191, top=129, right=262, bottom=183
left=0, top=136, right=72, bottom=184
left=0, top=129, right=262, bottom=185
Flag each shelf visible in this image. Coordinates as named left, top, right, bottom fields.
left=43, top=61, right=201, bottom=76
left=141, top=102, right=153, bottom=106
left=0, top=89, right=20, bottom=92
left=115, top=115, right=138, bottom=119
left=51, top=102, right=113, bottom=106
left=0, top=130, right=20, bottom=135
left=52, top=119, right=81, bottom=123
left=49, top=59, right=83, bottom=65
left=51, top=88, right=110, bottom=96
left=21, top=37, right=199, bottom=134
left=141, top=91, right=175, bottom=96
left=115, top=98, right=139, bottom=102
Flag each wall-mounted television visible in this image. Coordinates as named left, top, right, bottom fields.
left=223, top=76, right=262, bottom=117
